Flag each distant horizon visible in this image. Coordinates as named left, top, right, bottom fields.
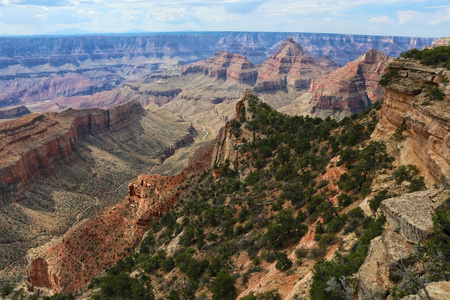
left=0, top=1, right=448, bottom=38
left=0, top=30, right=443, bottom=40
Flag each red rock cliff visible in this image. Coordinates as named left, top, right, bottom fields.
left=26, top=137, right=214, bottom=294
left=0, top=100, right=144, bottom=196
left=254, top=37, right=339, bottom=92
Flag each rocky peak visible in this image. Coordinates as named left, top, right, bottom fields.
left=361, top=48, right=387, bottom=64
left=255, top=38, right=338, bottom=92
left=211, top=91, right=256, bottom=170
left=274, top=37, right=306, bottom=58
left=310, top=49, right=388, bottom=118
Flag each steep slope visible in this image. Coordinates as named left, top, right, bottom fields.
left=21, top=86, right=450, bottom=300
left=26, top=92, right=389, bottom=298
left=25, top=142, right=213, bottom=295
left=310, top=49, right=388, bottom=118
left=0, top=101, right=196, bottom=286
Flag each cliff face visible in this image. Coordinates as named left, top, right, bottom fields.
left=310, top=49, right=388, bottom=117
left=254, top=38, right=339, bottom=92
left=26, top=173, right=184, bottom=293
left=0, top=99, right=196, bottom=285
left=374, top=58, right=450, bottom=183
left=0, top=101, right=144, bottom=195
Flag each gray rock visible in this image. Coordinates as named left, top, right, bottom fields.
left=381, top=189, right=450, bottom=244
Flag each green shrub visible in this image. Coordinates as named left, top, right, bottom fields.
left=211, top=270, right=236, bottom=300
left=369, top=190, right=390, bottom=212
left=295, top=248, right=308, bottom=259
left=275, top=252, right=293, bottom=271
left=379, top=70, right=398, bottom=86
left=393, top=165, right=419, bottom=184
left=408, top=176, right=426, bottom=193
left=1, top=286, right=13, bottom=297
left=429, top=87, right=444, bottom=100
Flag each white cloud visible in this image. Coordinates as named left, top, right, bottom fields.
left=369, top=15, right=393, bottom=24
left=398, top=10, right=425, bottom=25
left=398, top=6, right=450, bottom=26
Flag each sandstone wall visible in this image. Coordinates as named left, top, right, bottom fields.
left=378, top=59, right=450, bottom=182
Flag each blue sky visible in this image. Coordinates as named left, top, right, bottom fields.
left=0, top=0, right=448, bottom=37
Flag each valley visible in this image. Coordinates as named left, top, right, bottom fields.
left=0, top=32, right=448, bottom=300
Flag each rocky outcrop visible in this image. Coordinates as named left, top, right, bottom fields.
left=310, top=49, right=388, bottom=116
left=0, top=105, right=30, bottom=119
left=211, top=90, right=255, bottom=170
left=25, top=131, right=215, bottom=294
left=254, top=38, right=338, bottom=92
left=380, top=189, right=449, bottom=243
left=358, top=229, right=414, bottom=298
left=402, top=281, right=450, bottom=300
left=375, top=58, right=450, bottom=182
left=183, top=51, right=257, bottom=85
left=357, top=189, right=449, bottom=298
left=0, top=100, right=144, bottom=195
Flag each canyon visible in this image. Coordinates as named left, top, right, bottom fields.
left=0, top=32, right=434, bottom=110
left=0, top=33, right=448, bottom=300
left=40, top=37, right=393, bottom=147
left=0, top=100, right=196, bottom=287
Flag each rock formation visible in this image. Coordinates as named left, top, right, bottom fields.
left=211, top=90, right=255, bottom=171
left=0, top=100, right=196, bottom=287
left=357, top=229, right=414, bottom=298
left=380, top=189, right=450, bottom=243
left=430, top=37, right=450, bottom=47
left=182, top=51, right=257, bottom=85
left=310, top=49, right=388, bottom=117
left=26, top=140, right=214, bottom=294
left=254, top=37, right=339, bottom=92
left=0, top=105, right=30, bottom=119
left=0, top=33, right=434, bottom=109
left=357, top=189, right=449, bottom=298
left=374, top=58, right=450, bottom=183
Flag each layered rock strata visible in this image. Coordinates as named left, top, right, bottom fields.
left=26, top=173, right=185, bottom=293
left=0, top=100, right=143, bottom=194
left=380, top=189, right=450, bottom=243
left=26, top=141, right=214, bottom=294
left=211, top=90, right=255, bottom=171
left=254, top=37, right=338, bottom=92
left=182, top=51, right=258, bottom=85
left=310, top=49, right=388, bottom=116
left=376, top=58, right=450, bottom=182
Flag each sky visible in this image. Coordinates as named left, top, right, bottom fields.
left=0, top=0, right=448, bottom=37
